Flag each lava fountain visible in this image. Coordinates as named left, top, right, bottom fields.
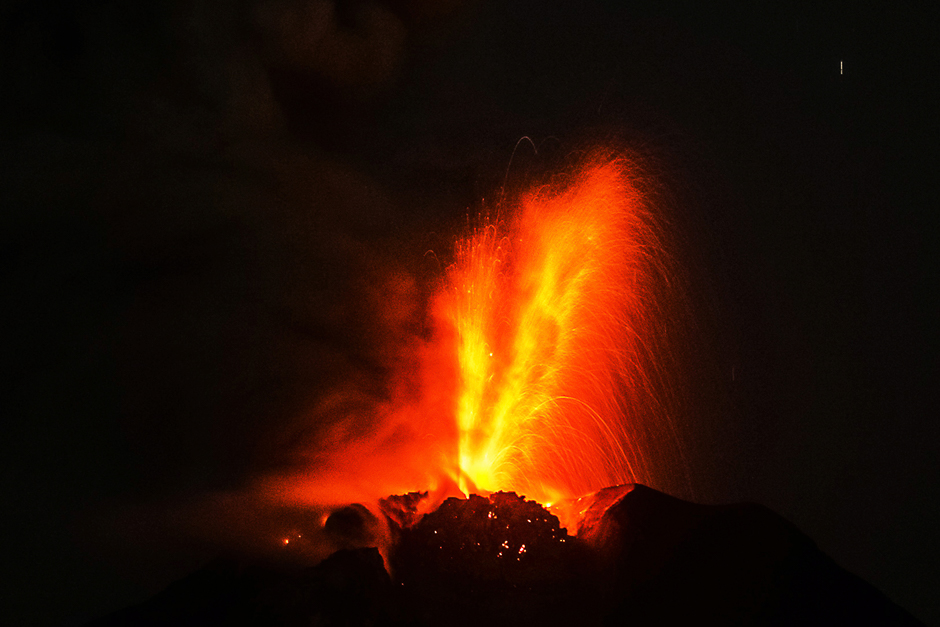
left=438, top=156, right=675, bottom=504
left=263, top=153, right=687, bottom=526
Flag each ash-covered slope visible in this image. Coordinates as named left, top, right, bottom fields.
left=87, top=485, right=923, bottom=626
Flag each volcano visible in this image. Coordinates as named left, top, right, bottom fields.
left=88, top=484, right=921, bottom=626
left=86, top=156, right=922, bottom=626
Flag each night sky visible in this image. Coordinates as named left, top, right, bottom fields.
left=2, top=1, right=937, bottom=625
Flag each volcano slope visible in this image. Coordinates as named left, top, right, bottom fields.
left=87, top=484, right=922, bottom=627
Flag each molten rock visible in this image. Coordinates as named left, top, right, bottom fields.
left=395, top=492, right=568, bottom=581
left=392, top=492, right=602, bottom=626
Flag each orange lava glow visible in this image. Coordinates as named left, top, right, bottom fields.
left=261, top=154, right=685, bottom=527
left=435, top=157, right=666, bottom=505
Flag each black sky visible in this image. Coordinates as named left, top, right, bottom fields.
left=2, top=1, right=937, bottom=625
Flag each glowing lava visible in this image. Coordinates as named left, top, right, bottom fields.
left=263, top=153, right=685, bottom=528
left=434, top=156, right=671, bottom=505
